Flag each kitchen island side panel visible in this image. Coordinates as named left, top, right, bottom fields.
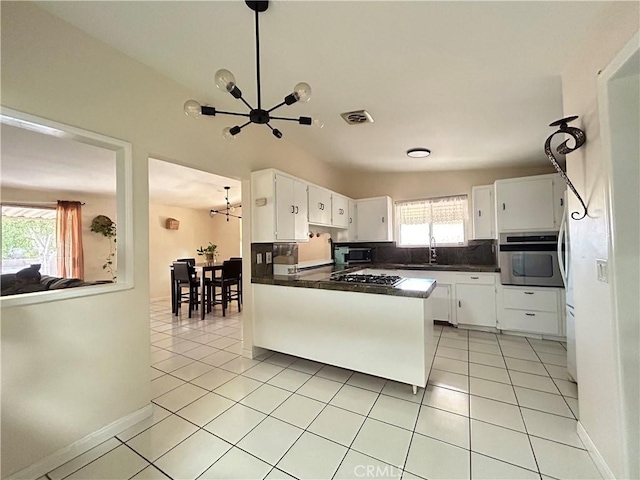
left=253, top=284, right=434, bottom=387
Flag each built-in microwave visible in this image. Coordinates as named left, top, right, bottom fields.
left=499, top=232, right=564, bottom=287
left=334, top=246, right=372, bottom=265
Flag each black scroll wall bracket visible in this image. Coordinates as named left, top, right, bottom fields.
left=544, top=116, right=588, bottom=220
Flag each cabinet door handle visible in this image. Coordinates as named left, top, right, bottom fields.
left=458, top=300, right=461, bottom=308
left=291, top=205, right=295, bottom=213
left=295, top=206, right=299, bottom=214
left=524, top=291, right=534, bottom=295
left=502, top=203, right=506, bottom=210
left=349, top=218, right=352, bottom=224
left=382, top=216, right=385, bottom=223
left=471, top=276, right=479, bottom=279
left=525, top=313, right=536, bottom=316
left=560, top=198, right=564, bottom=207
left=478, top=210, right=482, bottom=217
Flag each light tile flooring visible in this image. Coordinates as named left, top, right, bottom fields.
left=42, top=299, right=602, bottom=480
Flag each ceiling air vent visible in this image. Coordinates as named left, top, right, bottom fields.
left=340, top=110, right=374, bottom=125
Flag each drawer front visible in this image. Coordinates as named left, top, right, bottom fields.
left=503, top=288, right=558, bottom=312
left=501, top=309, right=559, bottom=335
left=455, top=273, right=496, bottom=285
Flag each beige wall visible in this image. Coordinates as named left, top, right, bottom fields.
left=148, top=204, right=242, bottom=299
left=342, top=165, right=554, bottom=201
left=0, top=3, right=345, bottom=477
left=209, top=206, right=243, bottom=263
left=342, top=165, right=554, bottom=239
left=1, top=187, right=117, bottom=282
left=561, top=3, right=639, bottom=478
left=298, top=233, right=332, bottom=263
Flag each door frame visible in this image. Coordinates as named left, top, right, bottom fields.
left=597, top=30, right=639, bottom=480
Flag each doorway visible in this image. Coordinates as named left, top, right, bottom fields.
left=598, top=32, right=639, bottom=479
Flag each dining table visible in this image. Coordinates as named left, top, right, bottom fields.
left=171, top=261, right=223, bottom=320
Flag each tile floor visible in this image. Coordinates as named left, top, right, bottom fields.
left=42, top=299, right=602, bottom=480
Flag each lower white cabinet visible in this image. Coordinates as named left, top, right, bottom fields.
left=456, top=283, right=497, bottom=328
left=498, top=286, right=563, bottom=335
left=431, top=284, right=452, bottom=322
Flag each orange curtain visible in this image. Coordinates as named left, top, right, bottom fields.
left=56, top=201, right=84, bottom=279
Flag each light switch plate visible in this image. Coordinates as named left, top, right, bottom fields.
left=256, top=253, right=263, bottom=264
left=265, top=252, right=272, bottom=264
left=596, top=259, right=608, bottom=283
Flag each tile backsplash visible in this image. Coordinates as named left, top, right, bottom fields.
left=335, top=239, right=497, bottom=266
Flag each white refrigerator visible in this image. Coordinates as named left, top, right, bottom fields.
left=558, top=195, right=577, bottom=382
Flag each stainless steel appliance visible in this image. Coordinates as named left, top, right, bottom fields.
left=557, top=193, right=577, bottom=381
left=334, top=246, right=372, bottom=265
left=330, top=273, right=404, bottom=286
left=499, top=232, right=563, bottom=287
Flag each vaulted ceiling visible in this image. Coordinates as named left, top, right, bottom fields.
left=35, top=1, right=604, bottom=172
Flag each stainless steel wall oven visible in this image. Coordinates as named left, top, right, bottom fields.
left=499, top=232, right=563, bottom=287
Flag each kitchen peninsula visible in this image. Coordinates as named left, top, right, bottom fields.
left=252, top=267, right=437, bottom=393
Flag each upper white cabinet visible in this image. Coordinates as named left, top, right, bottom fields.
left=331, top=193, right=349, bottom=229
left=472, top=185, right=495, bottom=239
left=356, top=196, right=393, bottom=242
left=495, top=174, right=562, bottom=232
left=251, top=170, right=309, bottom=242
left=308, top=185, right=332, bottom=226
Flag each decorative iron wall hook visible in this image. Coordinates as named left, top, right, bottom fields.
left=544, top=116, right=588, bottom=220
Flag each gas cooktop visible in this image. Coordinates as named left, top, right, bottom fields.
left=329, top=273, right=405, bottom=286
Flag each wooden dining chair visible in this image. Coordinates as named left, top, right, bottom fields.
left=211, top=260, right=242, bottom=317
left=173, top=262, right=200, bottom=318
left=228, top=258, right=243, bottom=305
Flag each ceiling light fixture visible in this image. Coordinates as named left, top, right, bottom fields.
left=184, top=1, right=320, bottom=140
left=210, top=186, right=242, bottom=222
left=407, top=148, right=431, bottom=158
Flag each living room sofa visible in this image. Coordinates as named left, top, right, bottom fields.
left=1, top=273, right=111, bottom=296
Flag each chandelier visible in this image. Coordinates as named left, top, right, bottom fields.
left=210, top=186, right=241, bottom=222
left=183, top=1, right=321, bottom=139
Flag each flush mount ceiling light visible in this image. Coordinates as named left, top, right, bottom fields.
left=210, top=186, right=242, bottom=222
left=406, top=148, right=431, bottom=158
left=184, top=0, right=321, bottom=140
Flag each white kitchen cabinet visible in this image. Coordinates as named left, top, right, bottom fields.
left=431, top=284, right=452, bottom=322
left=495, top=174, right=561, bottom=232
left=331, top=193, right=349, bottom=229
left=308, top=185, right=332, bottom=226
left=393, top=269, right=457, bottom=324
left=347, top=199, right=358, bottom=241
left=455, top=273, right=497, bottom=328
left=251, top=169, right=308, bottom=242
left=553, top=181, right=567, bottom=228
left=472, top=185, right=495, bottom=239
left=356, top=196, right=393, bottom=242
left=498, top=285, right=563, bottom=336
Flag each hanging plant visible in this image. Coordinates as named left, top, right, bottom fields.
left=90, top=215, right=116, bottom=280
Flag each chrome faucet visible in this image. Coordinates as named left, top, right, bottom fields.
left=429, top=236, right=437, bottom=264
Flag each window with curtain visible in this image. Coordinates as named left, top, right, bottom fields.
left=396, top=195, right=469, bottom=246
left=1, top=206, right=58, bottom=275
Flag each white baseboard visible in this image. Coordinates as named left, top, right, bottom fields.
left=577, top=421, right=615, bottom=480
left=7, top=404, right=153, bottom=480
left=243, top=346, right=268, bottom=359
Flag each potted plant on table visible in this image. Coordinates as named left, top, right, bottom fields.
left=196, top=242, right=218, bottom=263
left=90, top=215, right=117, bottom=281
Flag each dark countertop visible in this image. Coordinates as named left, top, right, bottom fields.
left=252, top=266, right=437, bottom=299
